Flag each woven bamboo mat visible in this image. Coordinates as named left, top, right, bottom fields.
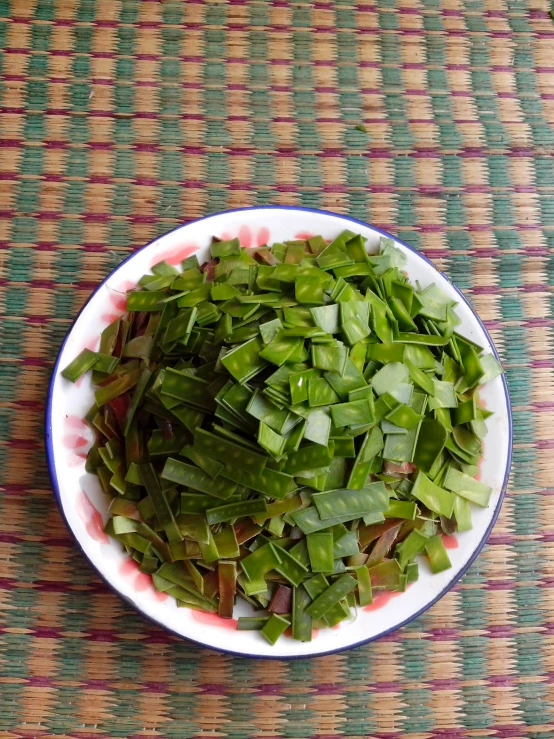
left=1, top=0, right=554, bottom=736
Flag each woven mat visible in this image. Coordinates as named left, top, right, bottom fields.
left=1, top=0, right=553, bottom=736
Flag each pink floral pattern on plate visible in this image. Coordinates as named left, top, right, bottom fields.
left=119, top=559, right=168, bottom=602
left=219, top=225, right=270, bottom=249
left=442, top=535, right=459, bottom=550
left=101, top=280, right=136, bottom=324
left=63, top=415, right=92, bottom=466
left=150, top=243, right=199, bottom=268
left=364, top=591, right=405, bottom=612
left=190, top=611, right=238, bottom=630
left=76, top=490, right=109, bottom=544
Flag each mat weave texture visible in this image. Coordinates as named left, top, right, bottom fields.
left=1, top=0, right=554, bottom=737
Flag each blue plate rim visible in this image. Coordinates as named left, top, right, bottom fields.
left=44, top=205, right=513, bottom=660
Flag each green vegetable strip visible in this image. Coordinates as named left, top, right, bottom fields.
left=347, top=427, right=384, bottom=489
left=242, top=577, right=269, bottom=596
left=195, top=428, right=268, bottom=475
left=261, top=614, right=290, bottom=645
left=135, top=523, right=171, bottom=561
left=161, top=458, right=237, bottom=500
left=61, top=348, right=100, bottom=382
left=168, top=586, right=217, bottom=612
left=331, top=436, right=356, bottom=458
left=212, top=528, right=238, bottom=560
left=292, top=586, right=313, bottom=642
left=93, top=353, right=120, bottom=375
left=289, top=369, right=314, bottom=405
left=305, top=574, right=357, bottom=620
left=220, top=464, right=294, bottom=500
left=311, top=304, right=339, bottom=333
left=396, top=332, right=450, bottom=346
left=176, top=514, right=210, bottom=545
left=385, top=500, right=418, bottom=520
left=355, top=566, right=373, bottom=606
left=124, top=368, right=152, bottom=436
left=126, top=290, right=166, bottom=311
left=181, top=446, right=224, bottom=479
left=272, top=545, right=309, bottom=587
left=157, top=563, right=207, bottom=599
left=94, top=367, right=142, bottom=406
left=241, top=543, right=282, bottom=581
left=411, top=472, right=455, bottom=519
left=413, top=418, right=448, bottom=473
left=180, top=494, right=216, bottom=514
left=425, top=535, right=452, bottom=573
left=138, top=464, right=176, bottom=529
left=292, top=505, right=377, bottom=535
left=284, top=443, right=333, bottom=475
left=258, top=422, right=286, bottom=457
left=454, top=495, right=473, bottom=532
left=198, top=529, right=220, bottom=563
left=303, top=574, right=350, bottom=626
left=396, top=530, right=429, bottom=570
left=252, top=494, right=303, bottom=523
left=330, top=399, right=374, bottom=427
left=206, top=499, right=268, bottom=525
left=306, top=533, right=334, bottom=573
left=367, top=560, right=404, bottom=591
left=385, top=403, right=422, bottom=430
left=237, top=616, right=271, bottom=631
left=161, top=368, right=215, bottom=411
left=99, top=319, right=120, bottom=356
left=332, top=531, right=360, bottom=558
left=312, top=483, right=389, bottom=521
left=308, top=377, right=340, bottom=407
left=61, top=229, right=501, bottom=645
left=442, top=467, right=492, bottom=507
left=218, top=561, right=237, bottom=618
left=222, top=336, right=267, bottom=383
left=233, top=520, right=262, bottom=545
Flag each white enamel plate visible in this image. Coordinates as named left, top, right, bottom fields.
left=46, top=207, right=512, bottom=658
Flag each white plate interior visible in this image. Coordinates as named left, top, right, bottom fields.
left=46, top=208, right=511, bottom=658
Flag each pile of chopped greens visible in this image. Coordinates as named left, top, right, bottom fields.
left=62, top=231, right=503, bottom=645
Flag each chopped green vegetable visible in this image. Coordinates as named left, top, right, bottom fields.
left=330, top=399, right=374, bottom=428
left=305, top=574, right=357, bottom=620
left=443, top=466, right=492, bottom=507
left=273, top=545, right=309, bottom=587
left=237, top=616, right=271, bottom=631
left=61, top=348, right=100, bottom=382
left=303, top=573, right=350, bottom=626
left=396, top=529, right=429, bottom=570
left=292, top=586, right=313, bottom=641
left=307, top=532, right=334, bottom=573
left=206, top=499, right=267, bottom=525
left=62, top=229, right=501, bottom=645
left=425, top=535, right=452, bottom=573
left=411, top=471, right=455, bottom=519
left=355, top=565, right=373, bottom=606
left=261, top=614, right=290, bottom=645
left=161, top=458, right=237, bottom=500
left=218, top=561, right=237, bottom=618
left=312, top=483, right=389, bottom=522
